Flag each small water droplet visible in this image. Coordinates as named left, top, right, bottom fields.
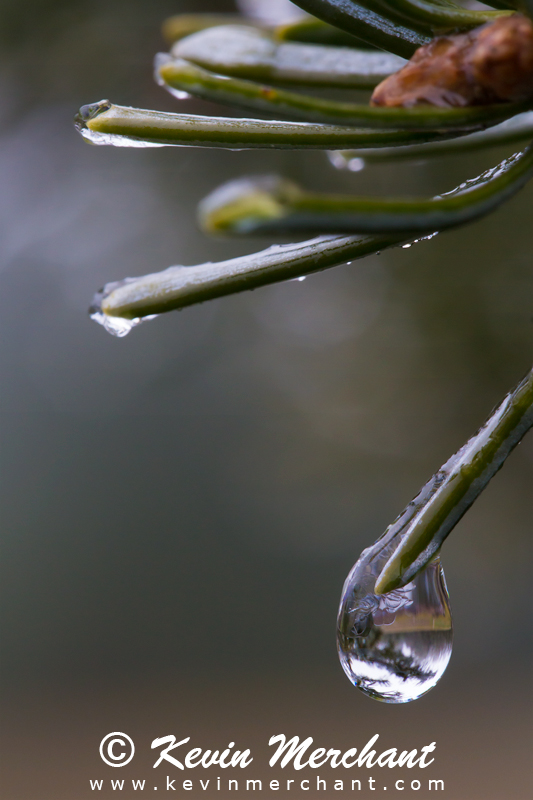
left=89, top=309, right=138, bottom=337
left=74, top=100, right=166, bottom=148
left=76, top=99, right=112, bottom=124
left=89, top=285, right=158, bottom=337
left=401, top=243, right=412, bottom=249
left=337, top=541, right=452, bottom=703
left=170, top=88, right=193, bottom=100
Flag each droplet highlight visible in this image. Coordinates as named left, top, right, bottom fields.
left=327, top=151, right=366, bottom=172
left=337, top=541, right=452, bottom=703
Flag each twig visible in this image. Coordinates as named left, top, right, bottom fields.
left=328, top=111, right=533, bottom=163
left=154, top=58, right=533, bottom=130
left=74, top=101, right=485, bottom=151
left=90, top=233, right=413, bottom=333
left=374, top=368, right=533, bottom=594
left=379, top=0, right=509, bottom=31
left=198, top=145, right=533, bottom=235
left=169, top=25, right=405, bottom=88
left=291, top=0, right=431, bottom=57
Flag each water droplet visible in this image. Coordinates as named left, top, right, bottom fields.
left=411, top=231, right=439, bottom=245
left=401, top=243, right=412, bottom=249
left=74, top=100, right=166, bottom=148
left=337, top=541, right=452, bottom=703
left=436, top=151, right=523, bottom=199
left=89, top=285, right=158, bottom=337
left=168, top=88, right=193, bottom=100
left=79, top=100, right=111, bottom=123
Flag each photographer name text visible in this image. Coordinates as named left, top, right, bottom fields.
left=91, top=733, right=444, bottom=793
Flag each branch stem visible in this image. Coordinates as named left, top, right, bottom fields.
left=374, top=368, right=533, bottom=595
left=90, top=233, right=412, bottom=332
left=169, top=25, right=406, bottom=88
left=198, top=145, right=533, bottom=235
left=328, top=111, right=533, bottom=163
left=379, top=0, right=509, bottom=31
left=275, top=15, right=373, bottom=47
left=161, top=14, right=244, bottom=43
left=75, top=101, right=485, bottom=151
left=157, top=56, right=533, bottom=130
left=291, top=1, right=431, bottom=57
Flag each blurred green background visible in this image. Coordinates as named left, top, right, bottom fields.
left=0, top=1, right=531, bottom=798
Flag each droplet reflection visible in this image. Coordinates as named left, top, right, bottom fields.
left=337, top=540, right=452, bottom=703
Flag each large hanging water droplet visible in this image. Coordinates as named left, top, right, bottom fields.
left=337, top=539, right=452, bottom=704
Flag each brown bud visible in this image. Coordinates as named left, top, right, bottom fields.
left=371, top=14, right=533, bottom=108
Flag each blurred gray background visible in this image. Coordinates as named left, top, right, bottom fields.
left=0, top=1, right=532, bottom=798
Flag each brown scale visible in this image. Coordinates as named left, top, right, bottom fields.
left=371, top=14, right=533, bottom=108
